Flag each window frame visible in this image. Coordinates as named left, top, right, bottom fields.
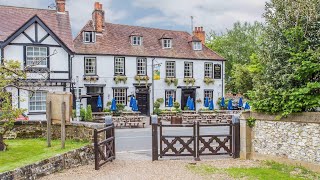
left=204, top=62, right=213, bottom=78
left=83, top=31, right=96, bottom=43
left=136, top=57, right=147, bottom=76
left=184, top=62, right=193, bottom=78
left=193, top=42, right=202, bottom=50
left=162, top=38, right=172, bottom=49
left=84, top=57, right=97, bottom=76
left=25, top=46, right=48, bottom=68
left=113, top=88, right=127, bottom=105
left=114, top=57, right=126, bottom=76
left=131, top=36, right=142, bottom=46
left=204, top=90, right=214, bottom=102
left=29, top=91, right=47, bottom=112
left=165, top=61, right=176, bottom=78
left=165, top=90, right=176, bottom=107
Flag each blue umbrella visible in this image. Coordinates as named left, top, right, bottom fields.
left=168, top=96, right=173, bottom=107
left=111, top=98, right=117, bottom=111
left=97, top=95, right=102, bottom=108
left=204, top=97, right=209, bottom=107
left=186, top=96, right=191, bottom=108
left=244, top=102, right=250, bottom=110
left=209, top=100, right=214, bottom=110
left=189, top=98, right=195, bottom=110
left=132, top=100, right=139, bottom=111
left=227, top=99, right=233, bottom=110
left=129, top=96, right=135, bottom=107
left=238, top=97, right=243, bottom=108
left=220, top=97, right=225, bottom=107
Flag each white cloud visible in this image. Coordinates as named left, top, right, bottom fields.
left=133, top=0, right=266, bottom=33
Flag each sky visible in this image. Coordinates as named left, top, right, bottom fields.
left=0, top=0, right=267, bottom=37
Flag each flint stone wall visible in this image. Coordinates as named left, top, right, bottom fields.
left=0, top=145, right=94, bottom=180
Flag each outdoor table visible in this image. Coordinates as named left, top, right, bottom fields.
left=181, top=114, right=201, bottom=123
left=121, top=111, right=141, bottom=116
left=181, top=110, right=197, bottom=114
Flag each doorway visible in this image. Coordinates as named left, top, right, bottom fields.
left=135, top=87, right=150, bottom=116
left=86, top=86, right=104, bottom=112
left=181, top=89, right=196, bottom=110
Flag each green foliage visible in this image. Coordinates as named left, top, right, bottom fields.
left=114, top=75, right=127, bottom=84
left=80, top=108, right=86, bottom=120
left=116, top=103, right=125, bottom=111
left=85, top=105, right=93, bottom=121
left=207, top=21, right=263, bottom=94
left=248, top=0, right=320, bottom=115
left=203, top=78, right=214, bottom=85
left=247, top=117, right=256, bottom=128
left=153, top=108, right=162, bottom=115
left=173, top=102, right=180, bottom=109
left=164, top=78, right=178, bottom=86
left=154, top=101, right=161, bottom=109
left=0, top=139, right=88, bottom=173
left=106, top=101, right=112, bottom=106
left=156, top=98, right=164, bottom=104
left=135, top=75, right=149, bottom=85
left=183, top=106, right=189, bottom=110
left=183, top=78, right=196, bottom=86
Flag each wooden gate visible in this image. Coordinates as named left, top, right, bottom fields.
left=152, top=116, right=240, bottom=161
left=94, top=123, right=115, bottom=170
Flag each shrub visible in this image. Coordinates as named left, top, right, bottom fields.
left=85, top=105, right=93, bottom=121
left=154, top=101, right=161, bottom=109
left=153, top=108, right=162, bottom=115
left=173, top=102, right=180, bottom=109
left=156, top=98, right=164, bottom=104
left=80, top=108, right=86, bottom=120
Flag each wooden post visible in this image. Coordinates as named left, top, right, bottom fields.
left=46, top=101, right=52, bottom=147
left=61, top=102, right=66, bottom=149
left=195, top=121, right=200, bottom=161
left=94, top=129, right=99, bottom=170
left=151, top=115, right=158, bottom=161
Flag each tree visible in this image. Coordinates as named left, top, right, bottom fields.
left=0, top=60, right=26, bottom=151
left=206, top=21, right=263, bottom=94
left=248, top=0, right=320, bottom=115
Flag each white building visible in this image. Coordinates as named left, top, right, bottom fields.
left=72, top=2, right=225, bottom=115
left=0, top=2, right=74, bottom=120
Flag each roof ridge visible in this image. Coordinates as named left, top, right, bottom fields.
left=0, top=4, right=69, bottom=12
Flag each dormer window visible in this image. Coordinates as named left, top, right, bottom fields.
left=193, top=42, right=202, bottom=50
left=83, top=31, right=96, bottom=43
left=163, top=39, right=172, bottom=49
left=132, top=36, right=142, bottom=45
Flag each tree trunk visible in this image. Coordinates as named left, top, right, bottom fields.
left=0, top=134, right=6, bottom=151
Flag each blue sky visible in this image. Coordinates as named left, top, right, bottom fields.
left=0, top=0, right=267, bottom=37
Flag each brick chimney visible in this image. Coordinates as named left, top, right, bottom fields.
left=56, top=0, right=66, bottom=13
left=193, top=27, right=205, bottom=44
left=92, top=2, right=105, bottom=33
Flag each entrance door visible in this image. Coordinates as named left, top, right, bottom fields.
left=181, top=89, right=196, bottom=110
left=87, top=95, right=103, bottom=112
left=135, top=87, right=149, bottom=116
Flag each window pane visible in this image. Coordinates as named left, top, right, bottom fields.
left=85, top=58, right=96, bottom=75
left=29, top=91, right=47, bottom=112
left=114, top=88, right=127, bottom=105
left=204, top=90, right=213, bottom=102
left=115, top=57, right=125, bottom=75
left=184, top=62, right=193, bottom=77
left=166, top=61, right=175, bottom=78
left=26, top=46, right=47, bottom=67
left=165, top=90, right=176, bottom=106
left=137, top=58, right=146, bottom=75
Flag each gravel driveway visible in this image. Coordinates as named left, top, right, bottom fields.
left=41, top=153, right=260, bottom=180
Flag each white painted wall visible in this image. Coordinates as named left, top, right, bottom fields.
left=73, top=55, right=225, bottom=114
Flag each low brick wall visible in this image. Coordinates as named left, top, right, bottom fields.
left=240, top=112, right=320, bottom=172
left=0, top=145, right=94, bottom=180
left=1, top=121, right=105, bottom=141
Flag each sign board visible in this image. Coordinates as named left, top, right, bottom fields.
left=214, top=64, right=221, bottom=79
left=76, top=100, right=80, bottom=117
left=153, top=65, right=160, bottom=80
left=47, top=92, right=73, bottom=125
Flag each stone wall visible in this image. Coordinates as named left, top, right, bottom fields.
left=1, top=120, right=105, bottom=141
left=240, top=112, right=320, bottom=172
left=0, top=145, right=94, bottom=180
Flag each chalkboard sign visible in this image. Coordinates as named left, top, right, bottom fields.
left=214, top=64, right=221, bottom=79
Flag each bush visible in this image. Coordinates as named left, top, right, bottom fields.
left=116, top=103, right=125, bottom=111
left=153, top=108, right=162, bottom=115
left=154, top=101, right=161, bottom=109
left=173, top=102, right=180, bottom=109
left=80, top=108, right=86, bottom=120
left=85, top=105, right=93, bottom=121
left=156, top=98, right=164, bottom=104
left=184, top=106, right=189, bottom=110
left=106, top=101, right=112, bottom=106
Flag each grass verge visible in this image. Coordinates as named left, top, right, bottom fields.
left=187, top=161, right=320, bottom=180
left=0, top=138, right=89, bottom=173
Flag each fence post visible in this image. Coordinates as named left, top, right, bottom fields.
left=105, top=116, right=114, bottom=160
left=232, top=115, right=240, bottom=158
left=61, top=102, right=66, bottom=149
left=46, top=101, right=52, bottom=147
left=94, top=129, right=99, bottom=170
left=151, top=115, right=158, bottom=161
left=194, top=121, right=200, bottom=161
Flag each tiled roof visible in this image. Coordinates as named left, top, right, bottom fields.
left=74, top=21, right=224, bottom=61
left=0, top=5, right=74, bottom=51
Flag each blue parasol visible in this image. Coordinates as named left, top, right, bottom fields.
left=129, top=96, right=135, bottom=107
left=204, top=97, right=209, bottom=107
left=227, top=99, right=233, bottom=110
left=238, top=97, right=243, bottom=108
left=186, top=96, right=191, bottom=108
left=97, top=95, right=102, bottom=108
left=189, top=98, right=195, bottom=110
left=220, top=97, right=225, bottom=108
left=244, top=102, right=250, bottom=110
left=168, top=96, right=173, bottom=107
left=111, top=98, right=117, bottom=111
left=209, top=100, right=214, bottom=110
left=132, top=100, right=139, bottom=111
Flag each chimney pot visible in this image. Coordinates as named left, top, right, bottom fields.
left=92, top=2, right=105, bottom=33
left=56, top=0, right=66, bottom=13
left=193, top=26, right=205, bottom=44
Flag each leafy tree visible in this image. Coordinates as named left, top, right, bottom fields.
left=207, top=21, right=263, bottom=94
left=248, top=0, right=320, bottom=115
left=0, top=60, right=26, bottom=151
